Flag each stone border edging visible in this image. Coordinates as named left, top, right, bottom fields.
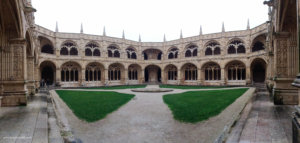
left=215, top=87, right=257, bottom=143
left=49, top=90, right=76, bottom=143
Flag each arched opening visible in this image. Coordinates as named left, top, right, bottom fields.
left=184, top=64, right=197, bottom=81
left=214, top=47, right=221, bottom=55
left=252, top=41, right=265, bottom=52
left=85, top=63, right=104, bottom=84
left=61, top=62, right=80, bottom=83
left=144, top=52, right=148, bottom=60
left=70, top=48, right=78, bottom=55
left=131, top=53, right=137, bottom=59
left=192, top=50, right=197, bottom=57
left=168, top=53, right=174, bottom=59
left=127, top=52, right=130, bottom=59
left=251, top=58, right=266, bottom=83
left=128, top=64, right=141, bottom=82
left=40, top=61, right=56, bottom=86
left=144, top=65, right=161, bottom=83
left=237, top=45, right=246, bottom=53
left=85, top=48, right=92, bottom=56
left=108, top=63, right=124, bottom=82
left=205, top=48, right=213, bottom=55
left=114, top=51, right=120, bottom=58
left=41, top=44, right=54, bottom=54
left=93, top=49, right=101, bottom=57
left=108, top=50, right=113, bottom=57
left=60, top=47, right=68, bottom=55
left=204, top=63, right=221, bottom=81
left=185, top=50, right=192, bottom=57
left=157, top=52, right=162, bottom=60
left=228, top=46, right=236, bottom=54
left=165, top=65, right=177, bottom=81
left=143, top=49, right=162, bottom=60
left=226, top=61, right=246, bottom=81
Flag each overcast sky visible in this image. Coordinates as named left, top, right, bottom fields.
left=32, top=0, right=268, bottom=42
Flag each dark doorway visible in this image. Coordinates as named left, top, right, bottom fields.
left=253, top=64, right=265, bottom=82
left=42, top=67, right=54, bottom=85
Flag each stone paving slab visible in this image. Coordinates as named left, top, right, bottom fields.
left=0, top=88, right=63, bottom=143
left=226, top=86, right=294, bottom=143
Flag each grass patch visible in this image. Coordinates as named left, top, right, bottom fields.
left=160, top=85, right=226, bottom=89
left=81, top=85, right=147, bottom=90
left=163, top=88, right=249, bottom=123
left=56, top=90, right=135, bottom=122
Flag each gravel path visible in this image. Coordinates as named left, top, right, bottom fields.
left=50, top=86, right=255, bottom=143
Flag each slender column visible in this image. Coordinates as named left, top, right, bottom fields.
left=161, top=70, right=165, bottom=83
left=73, top=70, right=76, bottom=82
left=141, top=69, right=145, bottom=83
left=208, top=70, right=210, bottom=81
left=177, top=69, right=181, bottom=84
left=246, top=66, right=251, bottom=84
left=220, top=68, right=225, bottom=85
left=105, top=69, right=109, bottom=84
left=240, top=68, right=242, bottom=80
left=92, top=70, right=94, bottom=82
left=197, top=68, right=201, bottom=84
left=124, top=68, right=128, bottom=83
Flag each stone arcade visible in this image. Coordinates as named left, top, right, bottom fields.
left=0, top=0, right=300, bottom=107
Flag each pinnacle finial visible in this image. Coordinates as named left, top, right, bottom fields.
left=200, top=25, right=202, bottom=35
left=180, top=29, right=183, bottom=38
left=222, top=22, right=225, bottom=32
left=122, top=30, right=125, bottom=39
left=139, top=34, right=141, bottom=42
left=80, top=23, right=83, bottom=33
left=164, top=34, right=166, bottom=42
left=55, top=21, right=58, bottom=32
left=247, top=19, right=250, bottom=30
left=103, top=26, right=106, bottom=36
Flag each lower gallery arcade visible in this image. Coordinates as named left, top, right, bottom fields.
left=38, top=58, right=267, bottom=87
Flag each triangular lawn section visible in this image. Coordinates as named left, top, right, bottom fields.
left=56, top=90, right=135, bottom=122
left=163, top=88, right=249, bottom=123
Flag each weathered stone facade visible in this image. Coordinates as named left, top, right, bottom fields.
left=1, top=0, right=299, bottom=107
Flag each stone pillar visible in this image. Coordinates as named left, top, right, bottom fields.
left=161, top=70, right=165, bottom=84
left=197, top=68, right=201, bottom=85
left=141, top=69, right=145, bottom=83
left=34, top=64, right=39, bottom=89
left=105, top=69, right=109, bottom=85
left=220, top=68, right=225, bottom=85
left=1, top=39, right=28, bottom=106
left=246, top=66, right=251, bottom=85
left=56, top=68, right=61, bottom=86
left=81, top=69, right=86, bottom=86
left=27, top=56, right=35, bottom=95
left=291, top=0, right=300, bottom=141
left=177, top=69, right=181, bottom=85
left=124, top=68, right=129, bottom=84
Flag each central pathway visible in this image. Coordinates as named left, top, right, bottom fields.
left=51, top=86, right=255, bottom=143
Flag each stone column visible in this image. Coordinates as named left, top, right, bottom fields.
left=141, top=69, right=145, bottom=83
left=124, top=68, right=129, bottom=84
left=34, top=64, right=39, bottom=89
left=56, top=68, right=61, bottom=86
left=1, top=38, right=28, bottom=106
left=161, top=70, right=165, bottom=84
left=177, top=69, right=181, bottom=85
left=105, top=69, right=109, bottom=85
left=197, top=68, right=201, bottom=85
left=291, top=0, right=300, bottom=141
left=27, top=56, right=35, bottom=95
left=220, top=68, right=225, bottom=85
left=81, top=68, right=86, bottom=86
left=246, top=66, right=251, bottom=85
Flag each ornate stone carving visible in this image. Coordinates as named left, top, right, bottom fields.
left=27, top=58, right=34, bottom=81
left=13, top=46, right=23, bottom=79
left=277, top=40, right=287, bottom=77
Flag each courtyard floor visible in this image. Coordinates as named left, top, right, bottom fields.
left=51, top=85, right=255, bottom=143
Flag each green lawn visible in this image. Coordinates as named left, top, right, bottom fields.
left=56, top=90, right=135, bottom=122
left=163, top=88, right=249, bottom=123
left=160, top=85, right=226, bottom=89
left=81, top=85, right=147, bottom=90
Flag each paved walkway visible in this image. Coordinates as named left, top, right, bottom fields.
left=0, top=88, right=63, bottom=143
left=226, top=85, right=295, bottom=143
left=51, top=86, right=255, bottom=143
